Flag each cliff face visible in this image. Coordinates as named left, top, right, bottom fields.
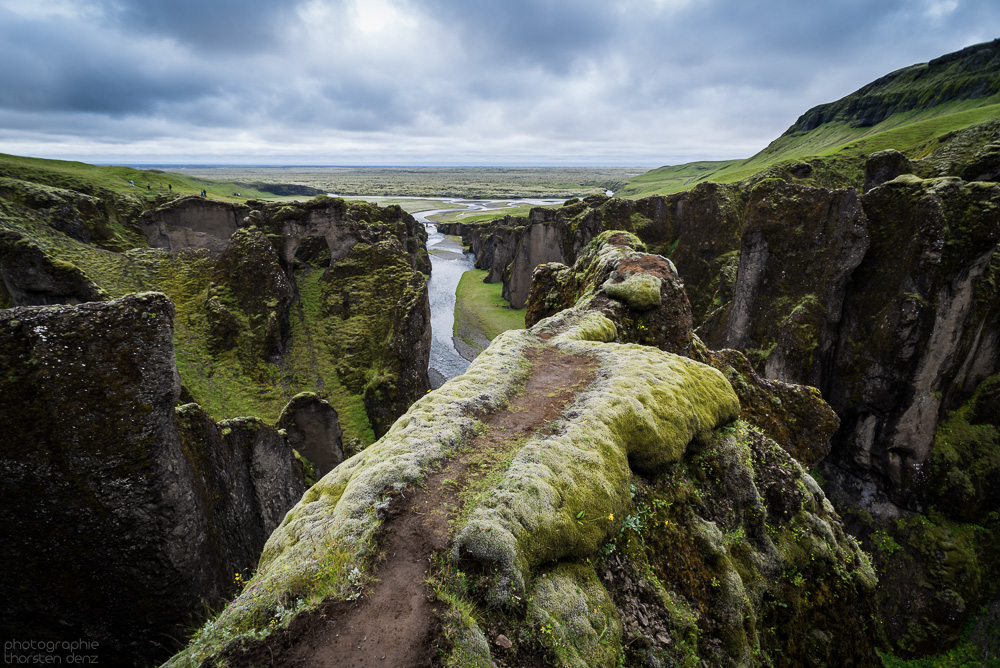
left=0, top=294, right=306, bottom=665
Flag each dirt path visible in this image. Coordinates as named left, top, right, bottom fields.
left=241, top=344, right=598, bottom=667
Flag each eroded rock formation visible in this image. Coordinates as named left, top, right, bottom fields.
left=0, top=293, right=306, bottom=665
left=277, top=393, right=344, bottom=478
left=166, top=233, right=879, bottom=668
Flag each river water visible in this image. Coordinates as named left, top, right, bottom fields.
left=411, top=198, right=561, bottom=388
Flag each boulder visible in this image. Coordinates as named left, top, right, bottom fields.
left=864, top=149, right=915, bottom=192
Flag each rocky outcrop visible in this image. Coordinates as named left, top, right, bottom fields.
left=324, top=236, right=431, bottom=437
left=141, top=195, right=431, bottom=275
left=445, top=184, right=744, bottom=316
left=3, top=188, right=433, bottom=444
left=825, top=176, right=999, bottom=510
left=141, top=196, right=246, bottom=252
left=277, top=393, right=344, bottom=477
left=526, top=231, right=840, bottom=468
left=502, top=221, right=568, bottom=308
left=0, top=177, right=118, bottom=244
left=0, top=294, right=305, bottom=665
left=525, top=230, right=694, bottom=356
left=864, top=149, right=915, bottom=192
left=166, top=234, right=878, bottom=668
left=445, top=153, right=1000, bottom=656
left=206, top=226, right=295, bottom=371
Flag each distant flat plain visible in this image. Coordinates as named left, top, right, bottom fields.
left=169, top=165, right=647, bottom=199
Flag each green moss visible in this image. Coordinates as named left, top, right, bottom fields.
left=164, top=331, right=536, bottom=662
left=603, top=273, right=662, bottom=311
left=526, top=562, right=623, bottom=667
left=453, top=334, right=739, bottom=602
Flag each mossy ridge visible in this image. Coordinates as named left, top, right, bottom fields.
left=163, top=330, right=536, bottom=665
left=451, top=320, right=740, bottom=601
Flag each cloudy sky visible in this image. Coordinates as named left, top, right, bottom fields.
left=0, top=0, right=997, bottom=166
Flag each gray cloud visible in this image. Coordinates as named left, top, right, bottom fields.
left=0, top=0, right=997, bottom=164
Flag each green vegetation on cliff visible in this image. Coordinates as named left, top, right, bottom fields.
left=1, top=162, right=434, bottom=444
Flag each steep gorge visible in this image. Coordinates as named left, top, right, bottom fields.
left=0, top=183, right=436, bottom=663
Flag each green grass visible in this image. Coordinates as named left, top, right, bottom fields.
left=0, top=152, right=277, bottom=202
left=430, top=204, right=547, bottom=225
left=454, top=269, right=525, bottom=341
left=617, top=160, right=743, bottom=198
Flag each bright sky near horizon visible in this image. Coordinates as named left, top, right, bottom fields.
left=0, top=0, right=997, bottom=166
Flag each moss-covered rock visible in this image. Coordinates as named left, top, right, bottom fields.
left=526, top=230, right=694, bottom=356
left=0, top=233, right=108, bottom=305
left=695, top=347, right=840, bottom=469
left=164, top=248, right=882, bottom=667
left=277, top=392, right=344, bottom=478
left=600, top=426, right=880, bottom=667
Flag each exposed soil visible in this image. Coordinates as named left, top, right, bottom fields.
left=615, top=254, right=677, bottom=280
left=217, top=343, right=598, bottom=667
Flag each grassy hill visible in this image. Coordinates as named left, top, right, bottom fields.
left=621, top=39, right=1000, bottom=197
left=0, top=153, right=278, bottom=202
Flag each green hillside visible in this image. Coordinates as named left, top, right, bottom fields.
left=621, top=38, right=1000, bottom=197
left=0, top=153, right=274, bottom=202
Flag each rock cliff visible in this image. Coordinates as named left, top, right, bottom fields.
left=0, top=293, right=306, bottom=665
left=2, top=185, right=433, bottom=442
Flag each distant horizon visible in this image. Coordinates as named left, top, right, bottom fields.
left=101, top=162, right=666, bottom=169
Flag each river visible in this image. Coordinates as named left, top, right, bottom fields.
left=411, top=198, right=561, bottom=388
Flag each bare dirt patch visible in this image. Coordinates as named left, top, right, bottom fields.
left=216, top=343, right=598, bottom=667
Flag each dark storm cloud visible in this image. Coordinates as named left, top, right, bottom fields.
left=417, top=0, right=618, bottom=74
left=0, top=0, right=998, bottom=163
left=109, top=0, right=307, bottom=53
left=0, top=6, right=221, bottom=115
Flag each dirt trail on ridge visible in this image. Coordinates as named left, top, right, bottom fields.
left=228, top=343, right=598, bottom=667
